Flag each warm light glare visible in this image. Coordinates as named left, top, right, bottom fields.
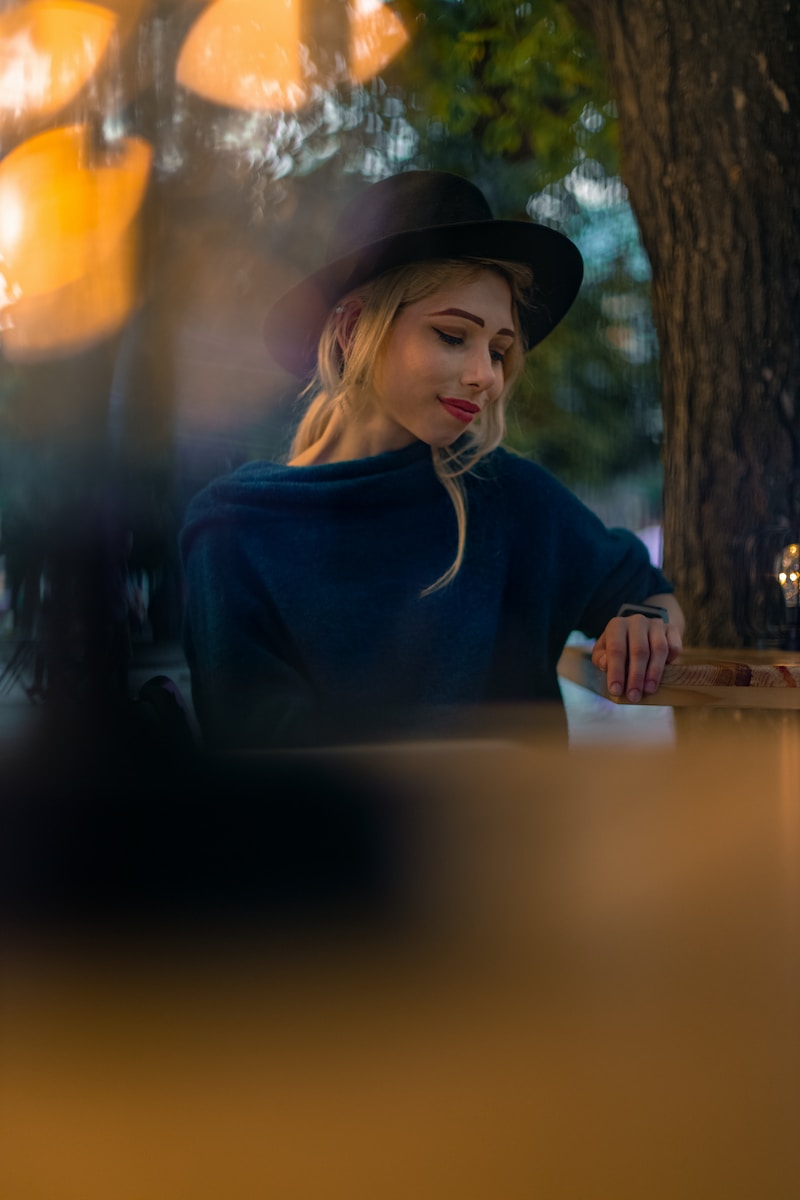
left=0, top=124, right=151, bottom=297
left=1, top=224, right=139, bottom=360
left=176, top=0, right=306, bottom=112
left=347, top=0, right=409, bottom=85
left=0, top=124, right=151, bottom=358
left=0, top=1, right=117, bottom=123
left=776, top=543, right=800, bottom=609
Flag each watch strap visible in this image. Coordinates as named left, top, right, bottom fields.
left=616, top=603, right=669, bottom=623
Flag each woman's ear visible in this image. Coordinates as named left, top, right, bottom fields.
left=334, top=300, right=362, bottom=356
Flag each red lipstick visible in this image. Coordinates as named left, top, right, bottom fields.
left=439, top=397, right=480, bottom=424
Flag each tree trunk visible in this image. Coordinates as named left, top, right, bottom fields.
left=564, top=0, right=800, bottom=645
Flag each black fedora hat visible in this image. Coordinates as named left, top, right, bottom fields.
left=263, top=170, right=584, bottom=378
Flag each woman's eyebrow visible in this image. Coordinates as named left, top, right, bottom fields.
left=430, top=307, right=515, bottom=337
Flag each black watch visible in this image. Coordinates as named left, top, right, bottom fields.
left=616, top=603, right=669, bottom=623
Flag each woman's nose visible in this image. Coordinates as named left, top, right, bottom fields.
left=462, top=345, right=498, bottom=391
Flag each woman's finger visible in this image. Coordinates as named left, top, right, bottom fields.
left=642, top=621, right=670, bottom=694
left=620, top=614, right=655, bottom=701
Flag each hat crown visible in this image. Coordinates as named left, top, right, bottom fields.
left=328, top=171, right=493, bottom=263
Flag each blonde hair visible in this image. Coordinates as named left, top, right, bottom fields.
left=290, top=257, right=535, bottom=592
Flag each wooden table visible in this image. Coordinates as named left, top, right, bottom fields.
left=557, top=644, right=800, bottom=708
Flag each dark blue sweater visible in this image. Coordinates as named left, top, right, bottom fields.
left=180, top=441, right=672, bottom=747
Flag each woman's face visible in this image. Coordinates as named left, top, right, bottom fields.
left=365, top=271, right=516, bottom=453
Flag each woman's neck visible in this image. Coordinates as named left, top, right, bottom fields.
left=288, top=407, right=416, bottom=466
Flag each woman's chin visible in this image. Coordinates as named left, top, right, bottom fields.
left=427, top=429, right=468, bottom=450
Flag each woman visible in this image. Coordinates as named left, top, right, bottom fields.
left=181, top=171, right=683, bottom=748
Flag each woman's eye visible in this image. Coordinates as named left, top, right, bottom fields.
left=434, top=328, right=463, bottom=346
left=491, top=349, right=506, bottom=365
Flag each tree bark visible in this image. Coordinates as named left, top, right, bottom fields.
left=563, top=0, right=800, bottom=645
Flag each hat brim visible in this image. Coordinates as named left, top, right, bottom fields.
left=263, top=219, right=583, bottom=378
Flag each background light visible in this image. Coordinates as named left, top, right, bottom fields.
left=176, top=0, right=306, bottom=113
left=176, top=0, right=410, bottom=112
left=1, top=224, right=140, bottom=360
left=347, top=0, right=409, bottom=85
left=0, top=1, right=117, bottom=125
left=0, top=124, right=151, bottom=359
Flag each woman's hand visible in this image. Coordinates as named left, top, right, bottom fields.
left=591, top=596, right=684, bottom=702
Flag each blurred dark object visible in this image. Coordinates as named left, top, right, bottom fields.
left=0, top=506, right=46, bottom=638
left=133, top=673, right=196, bottom=756
left=0, top=673, right=410, bottom=938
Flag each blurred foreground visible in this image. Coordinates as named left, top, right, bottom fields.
left=1, top=713, right=798, bottom=1198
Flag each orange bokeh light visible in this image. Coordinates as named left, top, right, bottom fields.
left=348, top=0, right=409, bottom=85
left=0, top=124, right=151, bottom=359
left=1, top=224, right=140, bottom=360
left=176, top=0, right=410, bottom=112
left=176, top=0, right=306, bottom=113
left=0, top=1, right=117, bottom=124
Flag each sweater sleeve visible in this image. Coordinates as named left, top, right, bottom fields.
left=497, top=451, right=674, bottom=643
left=181, top=519, right=319, bottom=749
left=572, top=525, right=672, bottom=638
